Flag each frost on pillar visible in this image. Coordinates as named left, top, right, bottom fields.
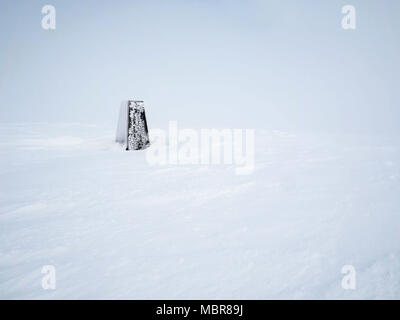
left=116, top=100, right=150, bottom=150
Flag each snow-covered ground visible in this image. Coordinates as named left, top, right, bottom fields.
left=1, top=123, right=399, bottom=299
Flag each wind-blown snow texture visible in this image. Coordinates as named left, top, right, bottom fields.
left=1, top=123, right=400, bottom=299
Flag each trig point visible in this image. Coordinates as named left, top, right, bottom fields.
left=116, top=100, right=150, bottom=150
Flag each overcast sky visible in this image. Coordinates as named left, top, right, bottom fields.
left=1, top=0, right=400, bottom=133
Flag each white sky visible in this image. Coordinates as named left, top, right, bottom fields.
left=1, top=0, right=400, bottom=133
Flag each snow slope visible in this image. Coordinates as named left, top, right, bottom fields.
left=0, top=123, right=400, bottom=299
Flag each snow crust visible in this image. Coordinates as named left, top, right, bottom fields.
left=1, top=123, right=399, bottom=299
